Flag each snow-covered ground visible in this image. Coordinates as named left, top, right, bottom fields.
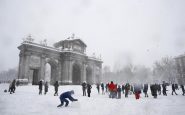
left=0, top=84, right=185, bottom=115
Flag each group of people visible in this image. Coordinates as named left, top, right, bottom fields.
left=90, top=81, right=185, bottom=100
left=106, top=81, right=141, bottom=99
left=6, top=79, right=185, bottom=107
left=82, top=81, right=92, bottom=97
left=38, top=80, right=59, bottom=96
left=7, top=79, right=77, bottom=107
left=4, top=79, right=76, bottom=108
left=150, top=82, right=185, bottom=97
left=38, top=80, right=78, bottom=107
left=96, top=83, right=105, bottom=94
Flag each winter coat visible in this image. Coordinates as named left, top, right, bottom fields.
left=101, top=83, right=104, bottom=90
left=125, top=84, right=130, bottom=91
left=87, top=84, right=92, bottom=93
left=11, top=80, right=16, bottom=88
left=108, top=83, right=115, bottom=91
left=172, top=84, right=176, bottom=91
left=39, top=81, right=43, bottom=90
left=82, top=82, right=87, bottom=90
left=54, top=82, right=59, bottom=91
left=117, top=87, right=121, bottom=93
left=151, top=84, right=157, bottom=96
left=143, top=84, right=148, bottom=92
left=181, top=85, right=184, bottom=91
left=45, top=83, right=49, bottom=92
left=175, top=84, right=178, bottom=89
left=134, top=84, right=141, bottom=93
left=96, top=84, right=100, bottom=90
left=60, top=91, right=77, bottom=101
left=122, top=85, right=125, bottom=90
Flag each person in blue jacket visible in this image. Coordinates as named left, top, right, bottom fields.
left=57, top=90, right=78, bottom=107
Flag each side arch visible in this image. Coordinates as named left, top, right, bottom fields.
left=45, top=58, right=59, bottom=84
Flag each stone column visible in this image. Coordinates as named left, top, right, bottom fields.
left=92, top=64, right=95, bottom=84
left=18, top=52, right=31, bottom=82
left=68, top=60, right=73, bottom=84
left=59, top=61, right=63, bottom=82
left=58, top=61, right=62, bottom=82
left=61, top=60, right=71, bottom=84
left=82, top=63, right=86, bottom=82
left=51, top=67, right=57, bottom=84
left=99, top=66, right=102, bottom=83
left=61, top=60, right=67, bottom=84
left=52, top=59, right=60, bottom=84
left=39, top=55, right=45, bottom=81
left=18, top=52, right=24, bottom=79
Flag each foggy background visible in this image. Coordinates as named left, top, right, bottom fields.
left=0, top=0, right=185, bottom=83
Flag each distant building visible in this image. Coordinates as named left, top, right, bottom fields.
left=174, top=54, right=185, bottom=84
left=17, top=35, right=103, bottom=85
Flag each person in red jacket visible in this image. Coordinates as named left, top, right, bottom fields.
left=108, top=81, right=115, bottom=98
left=134, top=84, right=142, bottom=100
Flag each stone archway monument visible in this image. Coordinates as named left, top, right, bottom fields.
left=17, top=35, right=103, bottom=85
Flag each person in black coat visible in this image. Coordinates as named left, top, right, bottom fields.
left=172, top=84, right=178, bottom=95
left=157, top=84, right=161, bottom=95
left=81, top=82, right=87, bottom=96
left=143, top=84, right=148, bottom=97
left=57, top=90, right=78, bottom=107
left=150, top=84, right=158, bottom=98
left=54, top=81, right=59, bottom=96
left=101, top=83, right=105, bottom=94
left=162, top=82, right=167, bottom=96
left=96, top=83, right=100, bottom=94
left=117, top=85, right=122, bottom=99
left=125, top=83, right=130, bottom=98
left=121, top=84, right=125, bottom=94
left=10, top=79, right=16, bottom=94
left=180, top=84, right=185, bottom=96
left=105, top=83, right=109, bottom=93
left=175, top=84, right=179, bottom=90
left=39, top=80, right=43, bottom=95
left=44, top=81, right=49, bottom=95
left=87, top=84, right=92, bottom=97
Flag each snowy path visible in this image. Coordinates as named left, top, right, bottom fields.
left=0, top=84, right=185, bottom=115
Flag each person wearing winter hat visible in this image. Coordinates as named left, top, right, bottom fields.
left=57, top=90, right=78, bottom=107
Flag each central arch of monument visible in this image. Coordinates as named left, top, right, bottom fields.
left=17, top=35, right=103, bottom=85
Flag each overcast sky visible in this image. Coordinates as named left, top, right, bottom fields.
left=0, top=0, right=185, bottom=71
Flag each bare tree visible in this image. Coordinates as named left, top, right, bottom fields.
left=102, top=63, right=152, bottom=84
left=153, top=56, right=177, bottom=83
left=0, top=67, right=18, bottom=83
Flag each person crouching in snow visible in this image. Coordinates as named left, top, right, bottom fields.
left=57, top=90, right=78, bottom=107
